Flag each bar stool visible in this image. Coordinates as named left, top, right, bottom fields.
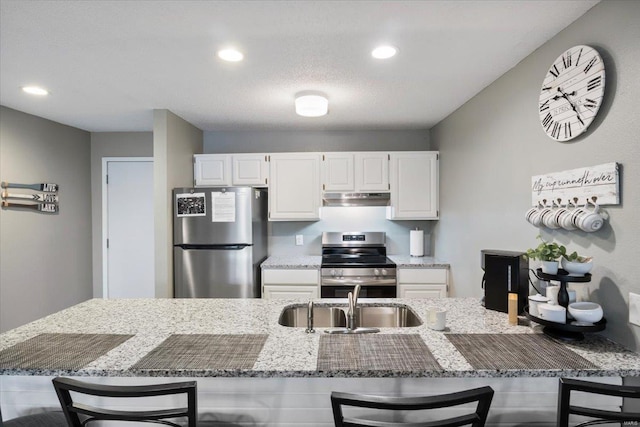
left=52, top=377, right=197, bottom=427
left=331, top=386, right=494, bottom=427
left=1, top=408, right=66, bottom=427
left=557, top=377, right=640, bottom=427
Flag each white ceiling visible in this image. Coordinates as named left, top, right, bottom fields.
left=0, top=0, right=599, bottom=132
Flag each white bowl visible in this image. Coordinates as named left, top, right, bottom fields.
left=528, top=294, right=549, bottom=317
left=561, top=258, right=593, bottom=276
left=568, top=302, right=603, bottom=324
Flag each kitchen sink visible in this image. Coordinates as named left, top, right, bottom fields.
left=278, top=304, right=422, bottom=328
left=356, top=305, right=423, bottom=328
left=278, top=305, right=346, bottom=328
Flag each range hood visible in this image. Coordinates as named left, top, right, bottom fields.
left=322, top=192, right=390, bottom=207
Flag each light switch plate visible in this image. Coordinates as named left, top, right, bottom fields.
left=630, top=292, right=640, bottom=327
left=295, top=235, right=303, bottom=246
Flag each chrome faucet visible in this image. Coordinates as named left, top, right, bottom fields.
left=305, top=300, right=315, bottom=333
left=347, top=284, right=361, bottom=330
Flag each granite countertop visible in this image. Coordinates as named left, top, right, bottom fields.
left=261, top=255, right=322, bottom=269
left=1, top=298, right=638, bottom=378
left=260, top=255, right=450, bottom=269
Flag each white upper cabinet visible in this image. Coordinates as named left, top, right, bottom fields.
left=322, top=153, right=355, bottom=191
left=269, top=153, right=321, bottom=221
left=388, top=151, right=439, bottom=220
left=194, top=154, right=231, bottom=186
left=355, top=152, right=389, bottom=192
left=232, top=154, right=269, bottom=186
left=194, top=154, right=268, bottom=187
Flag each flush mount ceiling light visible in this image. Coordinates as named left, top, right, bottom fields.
left=217, top=48, right=244, bottom=62
left=295, top=93, right=329, bottom=117
left=371, top=45, right=397, bottom=59
left=22, top=86, right=49, bottom=96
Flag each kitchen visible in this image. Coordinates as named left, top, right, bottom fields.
left=1, top=0, right=639, bottom=425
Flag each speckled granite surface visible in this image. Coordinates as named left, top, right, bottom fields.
left=260, top=255, right=322, bottom=269
left=1, top=298, right=638, bottom=378
left=388, top=255, right=450, bottom=268
left=260, top=255, right=449, bottom=269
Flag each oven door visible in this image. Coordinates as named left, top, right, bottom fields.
left=320, top=278, right=396, bottom=298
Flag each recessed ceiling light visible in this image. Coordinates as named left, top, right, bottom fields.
left=295, top=94, right=328, bottom=117
left=22, top=86, right=49, bottom=96
left=217, top=49, right=244, bottom=62
left=371, top=45, right=397, bottom=59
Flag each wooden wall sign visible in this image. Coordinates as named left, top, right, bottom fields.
left=531, top=162, right=619, bottom=206
left=1, top=181, right=59, bottom=214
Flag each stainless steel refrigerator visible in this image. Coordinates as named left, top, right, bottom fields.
left=173, top=187, right=268, bottom=298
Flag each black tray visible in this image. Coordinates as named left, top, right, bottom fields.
left=524, top=306, right=606, bottom=341
left=535, top=268, right=592, bottom=283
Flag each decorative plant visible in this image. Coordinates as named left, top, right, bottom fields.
left=525, top=236, right=567, bottom=262
left=563, top=251, right=592, bottom=263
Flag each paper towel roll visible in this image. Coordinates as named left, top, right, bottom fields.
left=410, top=229, right=424, bottom=257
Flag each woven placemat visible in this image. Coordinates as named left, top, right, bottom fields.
left=132, top=334, right=268, bottom=370
left=0, top=333, right=133, bottom=370
left=446, top=334, right=598, bottom=370
left=317, top=334, right=442, bottom=371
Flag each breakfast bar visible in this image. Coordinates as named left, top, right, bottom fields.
left=1, top=298, right=639, bottom=425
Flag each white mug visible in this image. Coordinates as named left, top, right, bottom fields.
left=427, top=307, right=447, bottom=331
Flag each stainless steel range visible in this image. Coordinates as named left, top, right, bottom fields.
left=320, top=231, right=397, bottom=298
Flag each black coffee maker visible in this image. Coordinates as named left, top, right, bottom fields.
left=481, top=250, right=529, bottom=313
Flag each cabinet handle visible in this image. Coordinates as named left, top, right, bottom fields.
left=323, top=184, right=325, bottom=190
left=265, top=178, right=268, bottom=185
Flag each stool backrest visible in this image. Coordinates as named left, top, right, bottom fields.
left=52, top=377, right=197, bottom=427
left=557, top=377, right=640, bottom=427
left=331, top=386, right=494, bottom=427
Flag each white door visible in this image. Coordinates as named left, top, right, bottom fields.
left=104, top=158, right=154, bottom=298
left=322, top=153, right=355, bottom=191
left=194, top=154, right=232, bottom=186
left=355, top=152, right=389, bottom=191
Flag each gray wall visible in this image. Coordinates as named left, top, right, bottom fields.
left=90, top=132, right=153, bottom=297
left=0, top=107, right=92, bottom=333
left=205, top=129, right=433, bottom=256
left=203, top=129, right=429, bottom=154
left=153, top=110, right=203, bottom=297
left=431, top=0, right=640, bottom=351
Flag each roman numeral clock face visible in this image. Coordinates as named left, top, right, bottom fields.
left=539, top=45, right=605, bottom=141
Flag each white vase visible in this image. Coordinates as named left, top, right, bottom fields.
left=541, top=260, right=559, bottom=275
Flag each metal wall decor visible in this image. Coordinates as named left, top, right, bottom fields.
left=1, top=181, right=59, bottom=213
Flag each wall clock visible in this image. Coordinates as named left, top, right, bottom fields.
left=539, top=45, right=605, bottom=141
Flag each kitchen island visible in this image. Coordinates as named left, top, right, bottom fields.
left=1, top=298, right=639, bottom=425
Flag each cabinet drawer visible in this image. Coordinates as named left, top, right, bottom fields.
left=398, top=268, right=447, bottom=284
left=262, top=269, right=319, bottom=285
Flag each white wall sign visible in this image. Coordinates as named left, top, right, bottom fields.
left=531, top=162, right=619, bottom=206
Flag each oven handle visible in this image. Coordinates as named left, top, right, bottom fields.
left=321, top=278, right=397, bottom=286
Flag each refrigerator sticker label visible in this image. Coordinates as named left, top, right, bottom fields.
left=211, top=192, right=235, bottom=222
left=176, top=193, right=206, bottom=217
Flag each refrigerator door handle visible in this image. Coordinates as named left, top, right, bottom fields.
left=176, top=244, right=252, bottom=250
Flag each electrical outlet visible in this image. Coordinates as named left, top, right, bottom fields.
left=295, top=235, right=304, bottom=246
left=630, top=292, right=640, bottom=327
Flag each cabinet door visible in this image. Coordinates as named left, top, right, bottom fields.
left=398, top=284, right=447, bottom=298
left=269, top=153, right=321, bottom=221
left=232, top=154, right=269, bottom=186
left=388, top=152, right=439, bottom=219
left=194, top=154, right=231, bottom=187
left=355, top=152, right=389, bottom=191
left=322, top=153, right=355, bottom=191
left=262, top=285, right=319, bottom=300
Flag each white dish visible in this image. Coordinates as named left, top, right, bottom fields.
left=568, top=302, right=603, bottom=323
left=538, top=303, right=566, bottom=324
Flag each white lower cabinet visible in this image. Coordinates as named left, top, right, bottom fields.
left=397, top=268, right=448, bottom=298
left=262, top=269, right=319, bottom=299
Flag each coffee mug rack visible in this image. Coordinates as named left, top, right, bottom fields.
left=526, top=198, right=605, bottom=232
